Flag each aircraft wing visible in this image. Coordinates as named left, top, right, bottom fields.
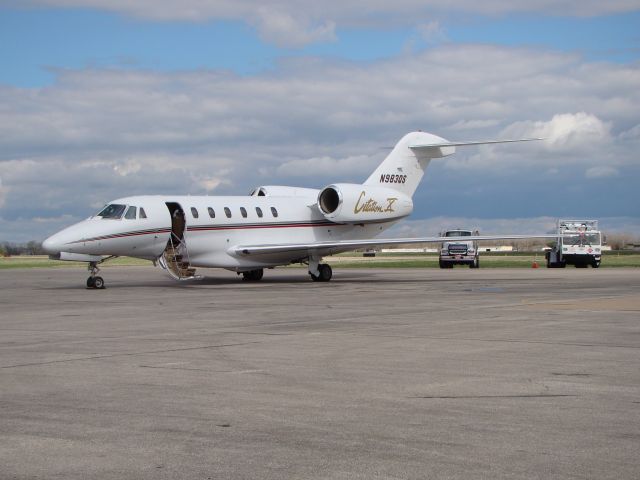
left=231, top=234, right=560, bottom=257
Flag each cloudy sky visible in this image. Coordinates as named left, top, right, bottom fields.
left=1, top=1, right=639, bottom=242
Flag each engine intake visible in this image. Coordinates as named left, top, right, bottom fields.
left=317, top=183, right=413, bottom=224
left=318, top=186, right=341, bottom=214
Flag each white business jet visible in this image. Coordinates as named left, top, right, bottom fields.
left=43, top=131, right=549, bottom=288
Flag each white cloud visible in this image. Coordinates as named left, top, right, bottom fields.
left=17, top=1, right=640, bottom=47
left=113, top=160, right=142, bottom=177
left=0, top=176, right=8, bottom=208
left=276, top=155, right=377, bottom=178
left=416, top=21, right=447, bottom=44
left=253, top=8, right=336, bottom=48
left=193, top=172, right=232, bottom=192
left=389, top=216, right=640, bottom=237
left=504, top=112, right=612, bottom=152
left=585, top=166, right=619, bottom=178
left=0, top=44, right=639, bottom=240
left=23, top=0, right=640, bottom=21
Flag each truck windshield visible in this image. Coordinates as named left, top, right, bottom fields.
left=97, top=204, right=126, bottom=219
left=569, top=233, right=601, bottom=246
left=445, top=231, right=471, bottom=237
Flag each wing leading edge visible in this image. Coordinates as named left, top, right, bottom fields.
left=231, top=234, right=560, bottom=257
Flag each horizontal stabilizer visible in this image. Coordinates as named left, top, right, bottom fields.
left=409, top=138, right=543, bottom=149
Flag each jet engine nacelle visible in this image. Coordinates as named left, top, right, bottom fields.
left=317, top=183, right=413, bottom=224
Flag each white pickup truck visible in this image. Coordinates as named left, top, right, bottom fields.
left=439, top=229, right=480, bottom=268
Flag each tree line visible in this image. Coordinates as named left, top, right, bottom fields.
left=1, top=241, right=46, bottom=256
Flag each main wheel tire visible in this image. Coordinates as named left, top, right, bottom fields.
left=86, top=277, right=95, bottom=288
left=318, top=264, right=332, bottom=282
left=93, top=276, right=105, bottom=289
left=243, top=269, right=264, bottom=281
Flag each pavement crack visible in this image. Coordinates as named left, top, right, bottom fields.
left=409, top=394, right=577, bottom=399
left=0, top=341, right=262, bottom=369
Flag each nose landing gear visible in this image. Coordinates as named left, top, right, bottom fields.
left=85, top=257, right=115, bottom=289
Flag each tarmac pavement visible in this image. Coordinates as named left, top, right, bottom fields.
left=1, top=266, right=639, bottom=479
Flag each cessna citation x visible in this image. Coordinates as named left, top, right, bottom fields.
left=43, top=131, right=552, bottom=288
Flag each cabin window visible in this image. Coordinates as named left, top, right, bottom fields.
left=124, top=206, right=137, bottom=219
left=240, top=207, right=247, bottom=218
left=208, top=207, right=215, bottom=218
left=271, top=207, right=278, bottom=218
left=224, top=207, right=232, bottom=218
left=139, top=208, right=147, bottom=219
left=256, top=207, right=263, bottom=218
left=191, top=207, right=199, bottom=219
left=97, top=204, right=126, bottom=219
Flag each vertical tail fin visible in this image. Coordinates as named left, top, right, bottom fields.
left=364, top=132, right=542, bottom=197
left=363, top=131, right=454, bottom=197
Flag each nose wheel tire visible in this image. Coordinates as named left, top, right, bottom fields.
left=311, top=264, right=332, bottom=282
left=86, top=276, right=105, bottom=289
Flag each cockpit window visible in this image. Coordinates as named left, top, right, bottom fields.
left=445, top=231, right=471, bottom=237
left=97, top=204, right=126, bottom=219
left=139, top=208, right=147, bottom=219
left=125, top=206, right=137, bottom=219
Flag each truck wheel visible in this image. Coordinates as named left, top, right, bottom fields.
left=469, top=257, right=479, bottom=269
left=439, top=259, right=446, bottom=269
left=592, top=260, right=601, bottom=268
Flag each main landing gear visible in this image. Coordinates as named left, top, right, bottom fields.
left=310, top=264, right=332, bottom=282
left=308, top=256, right=332, bottom=282
left=242, top=269, right=264, bottom=281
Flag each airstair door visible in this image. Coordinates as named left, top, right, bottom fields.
left=158, top=202, right=197, bottom=280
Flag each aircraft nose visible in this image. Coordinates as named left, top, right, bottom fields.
left=42, top=233, right=63, bottom=254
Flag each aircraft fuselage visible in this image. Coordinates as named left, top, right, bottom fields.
left=43, top=193, right=396, bottom=271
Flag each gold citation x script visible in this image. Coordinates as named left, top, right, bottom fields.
left=354, top=191, right=397, bottom=214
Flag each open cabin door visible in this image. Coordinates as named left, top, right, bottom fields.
left=158, top=202, right=198, bottom=280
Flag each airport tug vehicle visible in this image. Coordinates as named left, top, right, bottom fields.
left=545, top=220, right=602, bottom=268
left=438, top=229, right=480, bottom=268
